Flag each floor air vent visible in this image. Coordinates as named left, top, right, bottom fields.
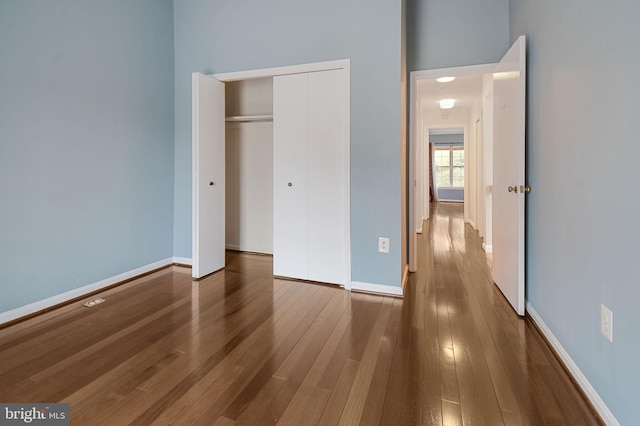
left=83, top=298, right=105, bottom=307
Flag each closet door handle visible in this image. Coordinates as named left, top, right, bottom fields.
left=288, top=182, right=292, bottom=187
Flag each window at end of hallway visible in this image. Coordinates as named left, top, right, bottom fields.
left=435, top=146, right=464, bottom=188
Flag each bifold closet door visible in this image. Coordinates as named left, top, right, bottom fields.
left=273, top=69, right=347, bottom=286
left=307, top=69, right=347, bottom=285
left=273, top=73, right=309, bottom=280
left=192, top=72, right=225, bottom=279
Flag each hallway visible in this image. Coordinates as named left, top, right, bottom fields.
left=0, top=204, right=601, bottom=424
left=407, top=202, right=600, bottom=424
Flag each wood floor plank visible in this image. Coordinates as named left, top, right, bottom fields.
left=0, top=204, right=603, bottom=425
left=338, top=297, right=393, bottom=425
left=317, top=359, right=359, bottom=426
left=316, top=295, right=380, bottom=390
left=218, top=286, right=334, bottom=420
left=67, top=277, right=290, bottom=422
left=133, top=283, right=317, bottom=425
left=358, top=298, right=403, bottom=426
left=234, top=290, right=348, bottom=424
left=276, top=383, right=331, bottom=426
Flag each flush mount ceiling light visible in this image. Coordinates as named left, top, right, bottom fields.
left=436, top=76, right=456, bottom=83
left=439, top=99, right=455, bottom=109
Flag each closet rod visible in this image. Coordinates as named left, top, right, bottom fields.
left=225, top=115, right=273, bottom=123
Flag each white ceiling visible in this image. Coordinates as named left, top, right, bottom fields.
left=417, top=74, right=485, bottom=113
left=430, top=127, right=464, bottom=135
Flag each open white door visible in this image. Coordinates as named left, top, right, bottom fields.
left=192, top=73, right=225, bottom=278
left=492, top=36, right=527, bottom=316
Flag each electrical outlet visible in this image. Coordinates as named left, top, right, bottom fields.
left=600, top=304, right=613, bottom=342
left=378, top=237, right=390, bottom=253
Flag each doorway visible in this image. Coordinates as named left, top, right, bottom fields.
left=408, top=36, right=528, bottom=317
left=409, top=64, right=496, bottom=272
left=192, top=60, right=352, bottom=289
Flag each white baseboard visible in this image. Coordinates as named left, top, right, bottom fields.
left=482, top=243, right=493, bottom=253
left=526, top=303, right=620, bottom=426
left=0, top=258, right=175, bottom=326
left=351, top=281, right=404, bottom=297
left=173, top=257, right=192, bottom=266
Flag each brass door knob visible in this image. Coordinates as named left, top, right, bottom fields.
left=508, top=185, right=518, bottom=193
left=520, top=185, right=531, bottom=193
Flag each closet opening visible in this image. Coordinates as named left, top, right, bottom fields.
left=224, top=78, right=274, bottom=256
left=192, top=60, right=352, bottom=289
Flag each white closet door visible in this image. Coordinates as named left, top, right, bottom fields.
left=192, top=73, right=225, bottom=278
left=273, top=73, right=309, bottom=279
left=307, top=69, right=348, bottom=286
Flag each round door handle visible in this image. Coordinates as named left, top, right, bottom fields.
left=508, top=185, right=518, bottom=193
left=288, top=182, right=292, bottom=187
left=209, top=182, right=215, bottom=186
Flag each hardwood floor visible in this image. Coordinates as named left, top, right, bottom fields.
left=0, top=203, right=602, bottom=425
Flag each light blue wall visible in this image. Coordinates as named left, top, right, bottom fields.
left=0, top=1, right=175, bottom=313
left=407, top=0, right=509, bottom=71
left=438, top=190, right=463, bottom=202
left=173, top=0, right=404, bottom=287
left=430, top=134, right=463, bottom=145
left=510, top=1, right=640, bottom=423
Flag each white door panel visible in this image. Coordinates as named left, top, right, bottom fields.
left=273, top=73, right=309, bottom=280
left=492, top=36, right=527, bottom=315
left=307, top=69, right=348, bottom=286
left=192, top=73, right=225, bottom=278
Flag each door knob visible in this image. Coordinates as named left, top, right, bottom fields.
left=209, top=182, right=215, bottom=186
left=520, top=185, right=531, bottom=193
left=288, top=182, right=292, bottom=187
left=508, top=185, right=518, bottom=193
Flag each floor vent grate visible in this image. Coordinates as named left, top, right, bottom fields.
left=83, top=298, right=105, bottom=308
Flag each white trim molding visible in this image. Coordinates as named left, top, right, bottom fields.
left=526, top=303, right=620, bottom=426
left=0, top=258, right=175, bottom=326
left=214, top=59, right=350, bottom=82
left=351, top=281, right=404, bottom=297
left=173, top=257, right=192, bottom=266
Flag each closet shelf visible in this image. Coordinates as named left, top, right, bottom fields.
left=225, top=115, right=273, bottom=123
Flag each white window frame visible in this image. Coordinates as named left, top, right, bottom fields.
left=435, top=146, right=464, bottom=189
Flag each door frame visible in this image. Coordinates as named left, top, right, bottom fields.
left=408, top=63, right=496, bottom=272
left=192, top=59, right=352, bottom=289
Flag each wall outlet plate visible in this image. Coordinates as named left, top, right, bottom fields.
left=378, top=237, right=390, bottom=253
left=600, top=304, right=613, bottom=342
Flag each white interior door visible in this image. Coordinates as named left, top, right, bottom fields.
left=192, top=72, right=225, bottom=278
left=492, top=36, right=527, bottom=316
left=273, top=73, right=309, bottom=280
left=307, top=69, right=348, bottom=286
